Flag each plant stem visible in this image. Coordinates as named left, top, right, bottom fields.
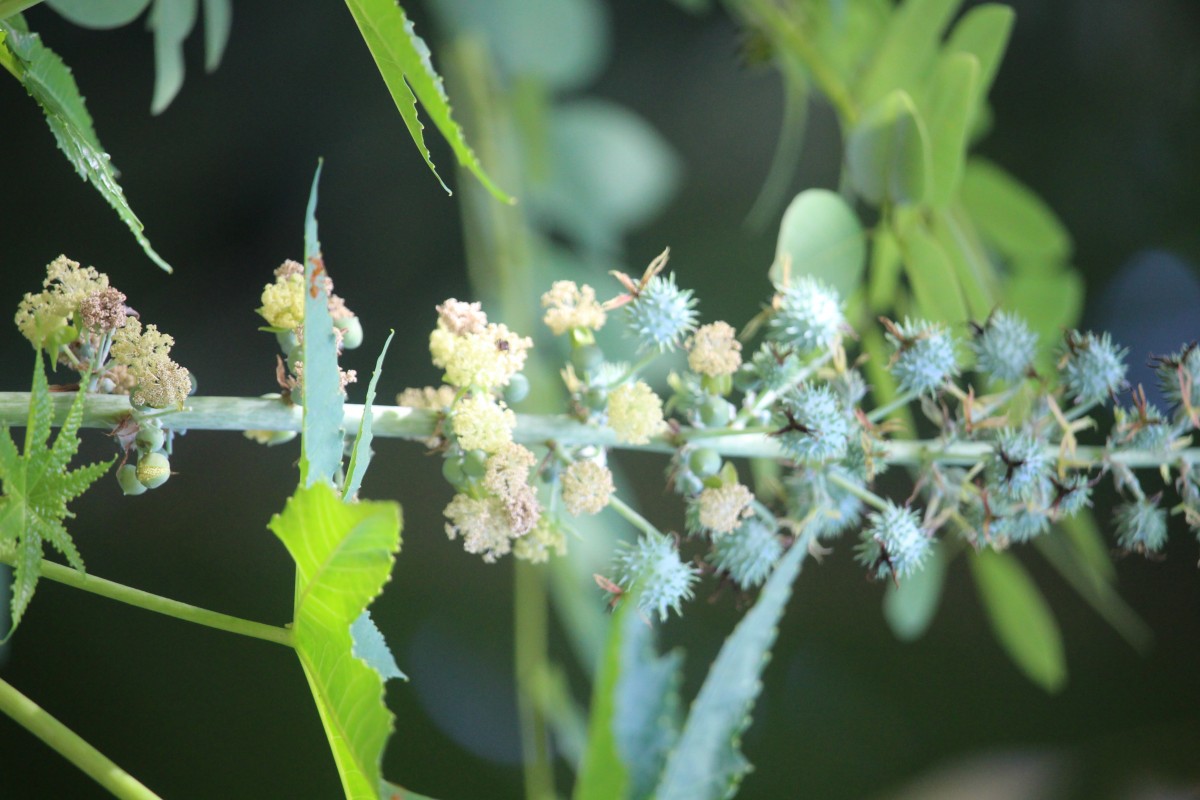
left=513, top=560, right=555, bottom=800
left=0, top=675, right=163, bottom=800
left=826, top=470, right=890, bottom=512
left=867, top=390, right=919, bottom=423
left=607, top=495, right=662, bottom=538
left=0, top=555, right=294, bottom=647
left=1, top=392, right=1196, bottom=469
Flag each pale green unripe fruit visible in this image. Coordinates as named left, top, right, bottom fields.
left=688, top=448, right=722, bottom=478
left=462, top=449, right=489, bottom=479
left=117, top=464, right=148, bottom=496
left=504, top=373, right=530, bottom=405
left=135, top=424, right=166, bottom=453
left=136, top=452, right=171, bottom=489
left=335, top=316, right=363, bottom=350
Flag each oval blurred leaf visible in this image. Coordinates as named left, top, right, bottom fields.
left=970, top=550, right=1067, bottom=693
left=924, top=52, right=978, bottom=207
left=884, top=541, right=947, bottom=641
left=847, top=89, right=931, bottom=206
left=1005, top=270, right=1084, bottom=355
left=44, top=0, right=151, bottom=29
left=148, top=0, right=198, bottom=115
left=945, top=4, right=1014, bottom=111
left=855, top=0, right=963, bottom=107
left=770, top=189, right=866, bottom=297
left=961, top=158, right=1072, bottom=263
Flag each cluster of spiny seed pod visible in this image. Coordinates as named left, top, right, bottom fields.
left=15, top=256, right=194, bottom=495
left=396, top=249, right=1200, bottom=623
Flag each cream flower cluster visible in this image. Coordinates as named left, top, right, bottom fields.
left=430, top=298, right=532, bottom=390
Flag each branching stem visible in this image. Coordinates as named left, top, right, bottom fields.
left=0, top=555, right=294, bottom=647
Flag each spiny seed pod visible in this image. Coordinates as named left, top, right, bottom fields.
left=855, top=502, right=928, bottom=581
left=775, top=384, right=850, bottom=464
left=624, top=273, right=698, bottom=352
left=786, top=466, right=864, bottom=541
left=136, top=451, right=171, bottom=490
left=988, top=429, right=1049, bottom=502
left=117, top=464, right=148, bottom=496
left=613, top=531, right=698, bottom=622
left=1154, top=343, right=1200, bottom=419
left=1060, top=330, right=1127, bottom=407
left=767, top=277, right=844, bottom=353
left=972, top=311, right=1037, bottom=385
left=1114, top=497, right=1168, bottom=554
left=1052, top=473, right=1093, bottom=518
left=886, top=318, right=959, bottom=396
left=711, top=518, right=783, bottom=589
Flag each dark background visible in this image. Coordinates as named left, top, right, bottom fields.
left=2, top=1, right=1200, bottom=798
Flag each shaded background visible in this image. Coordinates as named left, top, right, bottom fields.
left=2, top=1, right=1200, bottom=798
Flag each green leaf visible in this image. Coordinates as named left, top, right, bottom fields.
left=44, top=0, right=151, bottom=28
left=1005, top=270, right=1084, bottom=353
left=944, top=4, right=1014, bottom=113
left=344, top=330, right=395, bottom=501
left=351, top=610, right=406, bottom=682
left=1034, top=521, right=1152, bottom=653
left=0, top=354, right=113, bottom=639
left=866, top=227, right=902, bottom=311
left=898, top=220, right=969, bottom=324
left=970, top=550, right=1067, bottom=692
left=575, top=590, right=683, bottom=800
left=770, top=189, right=866, bottom=298
left=654, top=542, right=806, bottom=800
left=855, top=0, right=963, bottom=107
left=343, top=0, right=512, bottom=203
left=269, top=482, right=402, bottom=800
left=846, top=90, right=931, bottom=206
left=379, top=780, right=442, bottom=800
left=0, top=20, right=173, bottom=271
left=961, top=158, right=1072, bottom=263
left=930, top=205, right=1000, bottom=318
left=200, top=0, right=231, bottom=72
left=147, top=0, right=197, bottom=114
left=298, top=161, right=346, bottom=488
left=923, top=53, right=978, bottom=207
left=884, top=541, right=947, bottom=641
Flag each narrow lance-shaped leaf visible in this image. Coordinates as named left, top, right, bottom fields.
left=855, top=0, right=963, bottom=107
left=944, top=3, right=1015, bottom=124
left=0, top=18, right=173, bottom=272
left=343, top=330, right=395, bottom=501
left=269, top=482, right=402, bottom=800
left=574, top=589, right=683, bottom=800
left=201, top=0, right=232, bottom=72
left=343, top=0, right=512, bottom=203
left=970, top=550, right=1067, bottom=693
left=654, top=541, right=807, bottom=800
left=298, top=161, right=345, bottom=488
left=899, top=220, right=969, bottom=324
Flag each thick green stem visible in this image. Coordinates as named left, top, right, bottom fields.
left=0, top=392, right=1194, bottom=469
left=0, top=555, right=294, bottom=647
left=514, top=560, right=555, bottom=800
left=0, top=675, right=163, bottom=800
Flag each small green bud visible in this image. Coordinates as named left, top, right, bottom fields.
left=442, top=455, right=467, bottom=488
left=504, top=373, right=530, bottom=405
left=700, top=373, right=733, bottom=397
left=136, top=452, right=171, bottom=490
left=571, top=344, right=605, bottom=376
left=463, top=449, right=489, bottom=479
left=117, top=464, right=148, bottom=496
left=699, top=397, right=734, bottom=428
left=674, top=471, right=704, bottom=496
left=688, top=448, right=722, bottom=478
left=335, top=316, right=364, bottom=350
left=585, top=387, right=608, bottom=412
left=135, top=425, right=166, bottom=453
left=276, top=330, right=299, bottom=355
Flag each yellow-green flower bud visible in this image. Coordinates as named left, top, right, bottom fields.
left=136, top=452, right=171, bottom=489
